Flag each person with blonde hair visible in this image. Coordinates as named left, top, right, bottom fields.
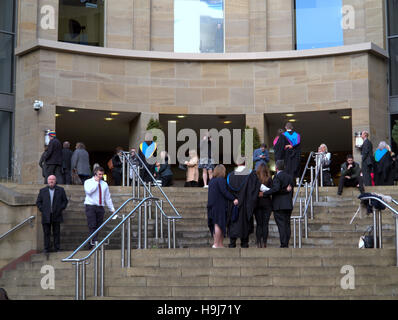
left=207, top=165, right=238, bottom=248
left=184, top=149, right=199, bottom=187
left=318, top=143, right=332, bottom=186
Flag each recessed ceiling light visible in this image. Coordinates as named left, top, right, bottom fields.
left=110, top=112, right=119, bottom=116
left=177, top=115, right=186, bottom=119
left=55, top=113, right=61, bottom=117
left=223, top=121, right=232, bottom=124
left=286, top=114, right=295, bottom=117
left=288, top=119, right=297, bottom=122
left=104, top=117, right=114, bottom=121
left=341, top=116, right=351, bottom=120
left=68, top=109, right=77, bottom=113
left=168, top=120, right=177, bottom=123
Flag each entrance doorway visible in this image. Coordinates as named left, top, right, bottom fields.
left=55, top=106, right=139, bottom=185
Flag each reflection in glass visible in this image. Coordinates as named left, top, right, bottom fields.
left=58, top=0, right=105, bottom=47
left=0, top=0, right=14, bottom=32
left=174, top=0, right=224, bottom=53
left=0, top=33, right=13, bottom=93
left=295, top=0, right=343, bottom=50
left=390, top=38, right=398, bottom=96
left=0, top=111, right=11, bottom=179
left=388, top=0, right=398, bottom=36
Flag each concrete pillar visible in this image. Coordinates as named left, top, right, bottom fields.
left=129, top=112, right=159, bottom=150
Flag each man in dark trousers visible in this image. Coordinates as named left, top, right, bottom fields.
left=283, top=122, right=301, bottom=182
left=36, top=175, right=68, bottom=253
left=44, top=131, right=63, bottom=184
left=337, top=154, right=365, bottom=195
left=360, top=131, right=373, bottom=186
left=263, top=160, right=294, bottom=248
left=62, top=141, right=73, bottom=185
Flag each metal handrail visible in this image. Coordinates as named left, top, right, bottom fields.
left=0, top=215, right=35, bottom=241
left=291, top=154, right=323, bottom=248
left=121, top=151, right=182, bottom=220
left=293, top=151, right=314, bottom=206
left=357, top=195, right=398, bottom=267
left=62, top=197, right=157, bottom=263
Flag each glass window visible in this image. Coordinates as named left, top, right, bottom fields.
left=390, top=38, right=398, bottom=96
left=0, top=111, right=11, bottom=179
left=58, top=0, right=105, bottom=47
left=295, top=0, right=343, bottom=50
left=0, top=0, right=14, bottom=32
left=0, top=33, right=13, bottom=94
left=388, top=0, right=398, bottom=36
left=174, top=0, right=224, bottom=53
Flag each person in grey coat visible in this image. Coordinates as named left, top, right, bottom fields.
left=71, top=142, right=91, bottom=183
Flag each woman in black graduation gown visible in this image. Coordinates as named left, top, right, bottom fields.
left=207, top=165, right=238, bottom=248
left=374, top=141, right=394, bottom=186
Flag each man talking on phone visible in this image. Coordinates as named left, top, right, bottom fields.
left=84, top=166, right=115, bottom=249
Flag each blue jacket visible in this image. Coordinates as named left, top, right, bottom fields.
left=253, top=148, right=269, bottom=170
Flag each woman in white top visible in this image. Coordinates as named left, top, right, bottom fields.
left=318, top=143, right=333, bottom=186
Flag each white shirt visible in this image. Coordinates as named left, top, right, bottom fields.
left=84, top=177, right=115, bottom=212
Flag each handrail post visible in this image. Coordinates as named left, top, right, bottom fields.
left=149, top=182, right=152, bottom=220
left=100, top=244, right=105, bottom=297
left=298, top=217, right=302, bottom=248
left=81, top=261, right=86, bottom=300
left=75, top=262, right=80, bottom=300
left=160, top=200, right=164, bottom=239
left=132, top=168, right=136, bottom=199
left=144, top=183, right=148, bottom=249
left=121, top=214, right=125, bottom=267
left=155, top=200, right=159, bottom=240
left=395, top=217, right=398, bottom=267
left=293, top=218, right=296, bottom=248
left=173, top=219, right=176, bottom=249
left=127, top=216, right=131, bottom=267
left=126, top=157, right=130, bottom=187
left=138, top=206, right=142, bottom=249
left=310, top=166, right=314, bottom=185
left=94, top=241, right=98, bottom=296
left=168, top=218, right=171, bottom=249
left=310, top=189, right=314, bottom=220
left=122, top=154, right=126, bottom=187
left=378, top=210, right=383, bottom=249
left=373, top=207, right=377, bottom=249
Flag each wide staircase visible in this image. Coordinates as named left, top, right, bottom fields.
left=1, top=181, right=398, bottom=299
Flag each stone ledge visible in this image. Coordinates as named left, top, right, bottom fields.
left=15, top=39, right=389, bottom=62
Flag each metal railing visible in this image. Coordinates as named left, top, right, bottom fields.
left=0, top=215, right=35, bottom=241
left=291, top=152, right=324, bottom=248
left=62, top=151, right=182, bottom=300
left=357, top=195, right=398, bottom=267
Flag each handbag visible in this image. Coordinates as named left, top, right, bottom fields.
left=107, top=158, right=114, bottom=170
left=359, top=226, right=377, bottom=248
left=72, top=169, right=82, bottom=185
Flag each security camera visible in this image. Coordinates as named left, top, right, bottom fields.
left=33, top=100, right=43, bottom=111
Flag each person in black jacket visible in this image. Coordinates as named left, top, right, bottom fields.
left=207, top=165, right=238, bottom=248
left=36, top=175, right=68, bottom=253
left=360, top=131, right=374, bottom=186
left=62, top=141, right=73, bottom=185
left=111, top=147, right=123, bottom=186
left=263, top=160, right=294, bottom=248
left=44, top=131, right=63, bottom=184
left=254, top=163, right=273, bottom=248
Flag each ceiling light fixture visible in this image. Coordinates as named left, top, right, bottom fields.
left=223, top=121, right=232, bottom=124
left=286, top=114, right=295, bottom=117
left=168, top=120, right=177, bottom=123
left=341, top=116, right=351, bottom=120
left=104, top=117, right=114, bottom=121
left=177, top=115, right=186, bottom=119
left=288, top=119, right=297, bottom=122
left=55, top=113, right=61, bottom=117
left=68, top=109, right=77, bottom=113
left=110, top=112, right=119, bottom=116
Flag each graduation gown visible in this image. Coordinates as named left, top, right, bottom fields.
left=138, top=140, right=157, bottom=182
left=226, top=167, right=261, bottom=239
left=273, top=133, right=289, bottom=162
left=284, top=130, right=301, bottom=180
left=374, top=149, right=394, bottom=186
